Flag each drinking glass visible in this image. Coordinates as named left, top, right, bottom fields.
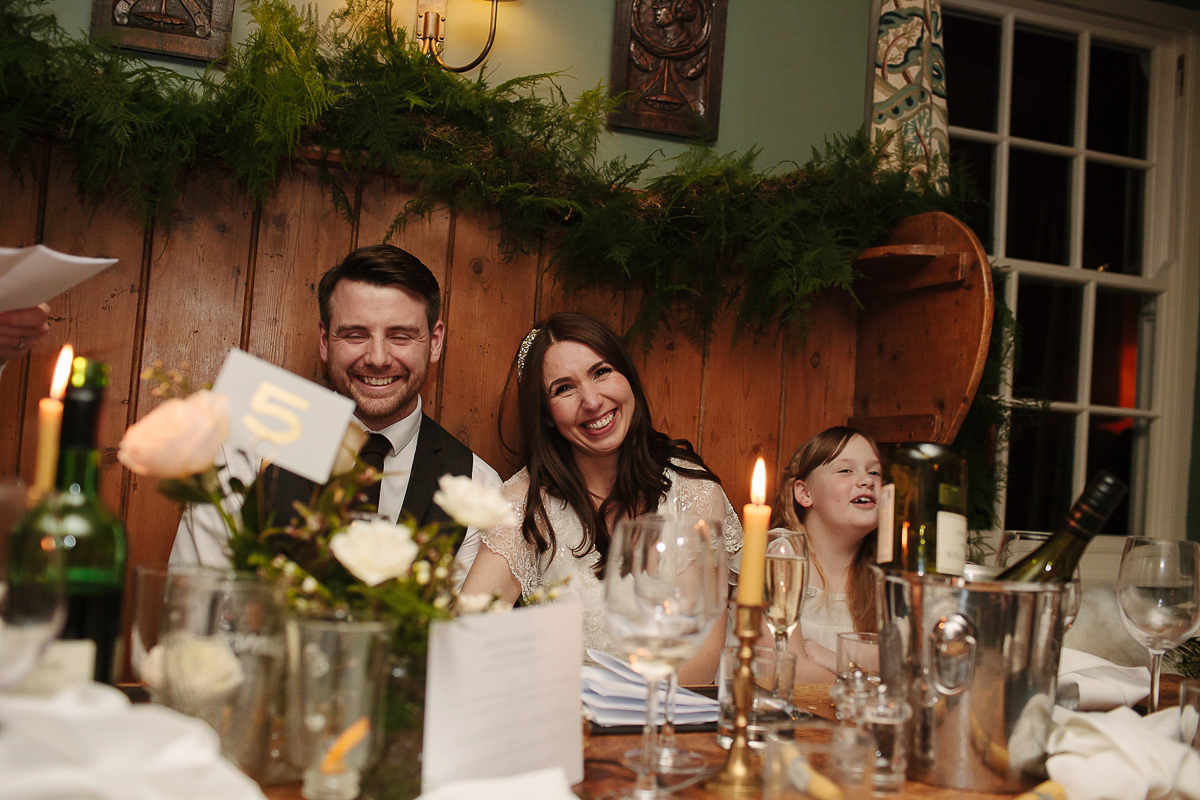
left=0, top=480, right=65, bottom=690
left=764, top=528, right=808, bottom=656
left=1116, top=537, right=1200, bottom=712
left=605, top=515, right=723, bottom=799
left=836, top=632, right=880, bottom=677
left=997, top=530, right=1082, bottom=628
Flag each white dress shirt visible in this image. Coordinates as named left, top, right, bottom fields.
left=170, top=397, right=502, bottom=589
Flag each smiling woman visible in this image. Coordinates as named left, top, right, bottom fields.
left=460, top=312, right=743, bottom=684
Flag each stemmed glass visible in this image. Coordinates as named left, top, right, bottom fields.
left=605, top=515, right=723, bottom=799
left=1116, top=537, right=1200, bottom=712
left=0, top=481, right=66, bottom=690
left=764, top=528, right=808, bottom=656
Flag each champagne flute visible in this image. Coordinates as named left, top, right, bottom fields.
left=605, top=515, right=722, bottom=799
left=0, top=481, right=66, bottom=690
left=1116, top=537, right=1200, bottom=712
left=764, top=528, right=808, bottom=656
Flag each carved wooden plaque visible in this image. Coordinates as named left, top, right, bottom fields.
left=90, top=0, right=236, bottom=63
left=608, top=0, right=727, bottom=141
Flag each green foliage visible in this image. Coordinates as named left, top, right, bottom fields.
left=0, top=0, right=958, bottom=343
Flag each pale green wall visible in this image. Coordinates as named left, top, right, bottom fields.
left=47, top=0, right=875, bottom=175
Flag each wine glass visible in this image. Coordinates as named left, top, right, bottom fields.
left=624, top=516, right=726, bottom=778
left=997, top=530, right=1082, bottom=628
left=0, top=481, right=66, bottom=690
left=605, top=515, right=723, bottom=799
left=1116, top=537, right=1200, bottom=712
left=764, top=528, right=808, bottom=656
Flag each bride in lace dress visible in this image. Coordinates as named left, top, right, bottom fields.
left=461, top=312, right=742, bottom=684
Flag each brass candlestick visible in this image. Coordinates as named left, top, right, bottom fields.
left=704, top=602, right=764, bottom=798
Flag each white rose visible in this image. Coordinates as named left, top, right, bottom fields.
left=456, top=593, right=495, bottom=614
left=329, top=518, right=419, bottom=586
left=433, top=475, right=518, bottom=529
left=142, top=630, right=245, bottom=703
left=118, top=391, right=229, bottom=479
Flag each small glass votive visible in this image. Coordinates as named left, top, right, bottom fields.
left=858, top=689, right=912, bottom=793
left=286, top=616, right=396, bottom=800
left=829, top=668, right=882, bottom=723
left=835, top=632, right=880, bottom=677
left=1180, top=679, right=1200, bottom=750
left=763, top=718, right=875, bottom=800
left=716, top=645, right=796, bottom=749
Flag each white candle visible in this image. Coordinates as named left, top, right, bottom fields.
left=34, top=345, right=73, bottom=494
left=736, top=457, right=771, bottom=605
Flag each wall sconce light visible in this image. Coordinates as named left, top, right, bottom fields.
left=415, top=0, right=503, bottom=73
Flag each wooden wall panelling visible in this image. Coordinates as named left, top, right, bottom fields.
left=777, top=291, right=859, bottom=473
left=355, top=175, right=454, bottom=419
left=122, top=172, right=257, bottom=575
left=852, top=212, right=993, bottom=445
left=438, top=210, right=539, bottom=480
left=21, top=148, right=148, bottom=520
left=698, top=312, right=785, bottom=511
left=247, top=163, right=356, bottom=384
left=632, top=320, right=706, bottom=451
left=0, top=152, right=45, bottom=475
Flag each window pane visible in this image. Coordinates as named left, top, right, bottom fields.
left=1011, top=25, right=1077, bottom=145
left=1006, top=148, right=1070, bottom=264
left=1088, top=42, right=1149, bottom=159
left=944, top=11, right=1001, bottom=132
left=1086, top=415, right=1145, bottom=537
left=949, top=136, right=994, bottom=249
left=1083, top=161, right=1144, bottom=274
left=1005, top=410, right=1076, bottom=531
left=1091, top=290, right=1155, bottom=409
left=1014, top=278, right=1081, bottom=402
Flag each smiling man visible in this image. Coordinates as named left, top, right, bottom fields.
left=171, top=245, right=501, bottom=585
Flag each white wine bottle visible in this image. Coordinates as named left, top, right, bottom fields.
left=995, top=471, right=1127, bottom=583
left=875, top=442, right=968, bottom=576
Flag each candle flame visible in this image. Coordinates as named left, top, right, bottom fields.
left=750, top=457, right=767, bottom=505
left=50, top=345, right=73, bottom=399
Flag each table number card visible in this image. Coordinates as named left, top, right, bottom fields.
left=211, top=349, right=355, bottom=484
left=423, top=599, right=584, bottom=792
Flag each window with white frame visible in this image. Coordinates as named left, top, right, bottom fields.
left=941, top=0, right=1199, bottom=570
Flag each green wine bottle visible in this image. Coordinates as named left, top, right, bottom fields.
left=14, top=357, right=127, bottom=683
left=875, top=442, right=968, bottom=576
left=995, top=471, right=1127, bottom=583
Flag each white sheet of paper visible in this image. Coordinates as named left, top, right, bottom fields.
left=211, top=349, right=355, bottom=484
left=0, top=245, right=118, bottom=311
left=422, top=599, right=584, bottom=792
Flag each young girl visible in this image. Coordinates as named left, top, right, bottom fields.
left=770, top=426, right=881, bottom=682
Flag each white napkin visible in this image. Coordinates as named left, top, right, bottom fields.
left=582, top=649, right=717, bottom=727
left=0, top=683, right=267, bottom=800
left=1058, top=647, right=1151, bottom=711
left=416, top=767, right=576, bottom=800
left=1047, top=705, right=1200, bottom=800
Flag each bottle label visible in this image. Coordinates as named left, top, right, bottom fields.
left=876, top=483, right=895, bottom=563
left=936, top=510, right=968, bottom=575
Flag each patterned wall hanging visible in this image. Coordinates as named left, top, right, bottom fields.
left=90, top=0, right=236, bottom=63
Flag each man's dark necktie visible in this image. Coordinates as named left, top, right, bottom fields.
left=359, top=433, right=391, bottom=514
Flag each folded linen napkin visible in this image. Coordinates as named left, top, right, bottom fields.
left=1058, top=647, right=1151, bottom=711
left=0, top=683, right=266, bottom=800
left=582, top=648, right=718, bottom=727
left=1046, top=704, right=1200, bottom=800
left=416, top=767, right=576, bottom=800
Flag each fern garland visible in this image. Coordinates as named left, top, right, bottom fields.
left=0, top=0, right=959, bottom=344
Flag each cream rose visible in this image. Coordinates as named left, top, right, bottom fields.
left=118, top=390, right=229, bottom=479
left=141, top=630, right=245, bottom=702
left=329, top=518, right=419, bottom=586
left=433, top=474, right=518, bottom=529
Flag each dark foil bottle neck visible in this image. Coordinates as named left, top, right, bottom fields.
left=56, top=387, right=103, bottom=494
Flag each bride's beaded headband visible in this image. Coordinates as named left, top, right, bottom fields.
left=516, top=327, right=540, bottom=379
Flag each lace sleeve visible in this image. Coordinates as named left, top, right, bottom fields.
left=479, top=469, right=542, bottom=599
left=666, top=469, right=744, bottom=558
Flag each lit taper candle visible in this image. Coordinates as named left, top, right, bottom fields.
left=736, top=457, right=771, bottom=605
left=34, top=344, right=73, bottom=493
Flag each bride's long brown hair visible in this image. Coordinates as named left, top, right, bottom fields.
left=770, top=426, right=880, bottom=633
left=504, top=312, right=718, bottom=575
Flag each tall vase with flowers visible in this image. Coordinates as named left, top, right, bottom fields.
left=117, top=364, right=516, bottom=798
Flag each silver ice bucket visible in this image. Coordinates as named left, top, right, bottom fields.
left=876, top=568, right=1066, bottom=793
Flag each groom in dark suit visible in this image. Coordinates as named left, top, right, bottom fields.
left=171, top=244, right=501, bottom=582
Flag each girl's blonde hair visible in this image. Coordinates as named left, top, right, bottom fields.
left=770, top=426, right=880, bottom=633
